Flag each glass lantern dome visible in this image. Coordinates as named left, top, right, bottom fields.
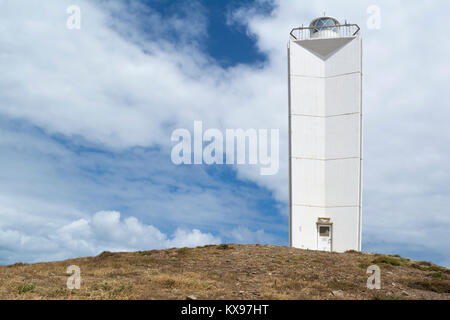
left=309, top=17, right=340, bottom=38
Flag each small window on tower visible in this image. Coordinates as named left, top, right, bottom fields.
left=319, top=226, right=330, bottom=237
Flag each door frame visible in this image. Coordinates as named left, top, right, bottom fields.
left=316, top=223, right=333, bottom=252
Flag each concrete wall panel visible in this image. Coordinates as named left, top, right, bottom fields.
left=291, top=159, right=325, bottom=206
left=325, top=158, right=361, bottom=207
left=290, top=76, right=325, bottom=116
left=325, top=114, right=360, bottom=159
left=289, top=41, right=324, bottom=77
left=325, top=73, right=361, bottom=116
left=325, top=37, right=361, bottom=77
left=291, top=115, right=325, bottom=159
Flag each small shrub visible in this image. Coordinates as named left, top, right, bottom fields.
left=163, top=279, right=176, bottom=288
left=411, top=263, right=428, bottom=271
left=408, top=280, right=450, bottom=293
left=137, top=251, right=153, bottom=256
left=93, top=282, right=113, bottom=291
left=346, top=250, right=362, bottom=255
left=411, top=262, right=450, bottom=274
left=109, top=285, right=127, bottom=298
left=17, top=282, right=35, bottom=294
left=372, top=256, right=403, bottom=266
left=96, top=251, right=116, bottom=259
left=177, top=247, right=190, bottom=256
left=358, top=259, right=372, bottom=269
left=217, top=244, right=232, bottom=250
left=8, top=262, right=27, bottom=268
left=428, top=272, right=447, bottom=279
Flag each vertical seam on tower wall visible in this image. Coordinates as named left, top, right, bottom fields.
left=358, top=37, right=363, bottom=251
left=287, top=42, right=293, bottom=248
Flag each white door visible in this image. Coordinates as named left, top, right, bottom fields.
left=317, top=225, right=332, bottom=251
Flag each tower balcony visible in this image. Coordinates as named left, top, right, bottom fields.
left=290, top=17, right=360, bottom=41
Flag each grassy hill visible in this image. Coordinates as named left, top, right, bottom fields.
left=0, top=244, right=449, bottom=300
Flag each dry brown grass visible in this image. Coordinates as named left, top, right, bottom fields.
left=0, top=245, right=448, bottom=300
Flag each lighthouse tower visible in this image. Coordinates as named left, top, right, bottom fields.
left=288, top=17, right=362, bottom=252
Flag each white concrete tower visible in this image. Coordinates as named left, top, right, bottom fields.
left=288, top=17, right=362, bottom=252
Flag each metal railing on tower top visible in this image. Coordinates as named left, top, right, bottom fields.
left=290, top=24, right=360, bottom=41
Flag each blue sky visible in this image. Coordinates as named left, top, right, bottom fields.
left=0, top=0, right=449, bottom=267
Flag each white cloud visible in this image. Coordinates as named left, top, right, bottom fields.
left=0, top=0, right=289, bottom=202
left=0, top=118, right=284, bottom=265
left=0, top=211, right=220, bottom=264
